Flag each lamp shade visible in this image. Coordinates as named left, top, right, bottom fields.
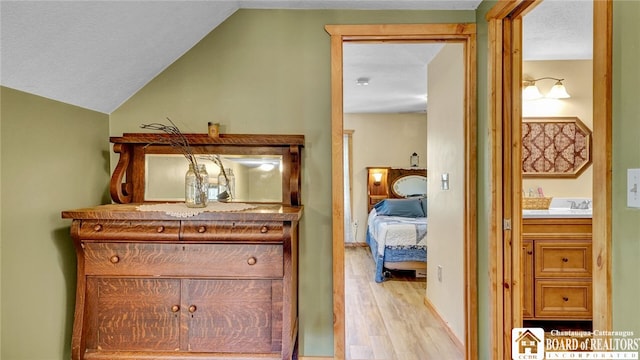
left=523, top=83, right=543, bottom=100
left=546, top=81, right=571, bottom=99
left=372, top=172, right=383, bottom=184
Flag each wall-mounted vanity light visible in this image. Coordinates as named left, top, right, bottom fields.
left=372, top=172, right=383, bottom=186
left=522, top=77, right=571, bottom=100
left=410, top=152, right=419, bottom=167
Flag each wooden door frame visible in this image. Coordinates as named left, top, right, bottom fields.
left=325, top=23, right=478, bottom=360
left=486, top=1, right=613, bottom=358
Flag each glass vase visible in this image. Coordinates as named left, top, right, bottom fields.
left=217, top=168, right=235, bottom=201
left=185, top=163, right=209, bottom=208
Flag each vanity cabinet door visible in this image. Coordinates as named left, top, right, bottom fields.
left=184, top=279, right=283, bottom=353
left=85, top=278, right=181, bottom=352
left=522, top=240, right=534, bottom=319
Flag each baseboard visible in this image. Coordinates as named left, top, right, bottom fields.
left=423, top=296, right=465, bottom=353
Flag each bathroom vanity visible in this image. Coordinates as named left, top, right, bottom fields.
left=522, top=208, right=592, bottom=327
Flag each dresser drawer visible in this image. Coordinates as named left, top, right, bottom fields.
left=535, top=280, right=592, bottom=319
left=181, top=221, right=285, bottom=241
left=78, top=220, right=180, bottom=241
left=534, top=241, right=592, bottom=278
left=84, top=243, right=283, bottom=277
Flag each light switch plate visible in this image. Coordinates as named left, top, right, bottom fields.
left=628, top=169, right=640, bottom=208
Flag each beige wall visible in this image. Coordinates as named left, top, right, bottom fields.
left=425, top=43, right=465, bottom=343
left=522, top=60, right=593, bottom=199
left=344, top=112, right=427, bottom=243
left=0, top=86, right=109, bottom=359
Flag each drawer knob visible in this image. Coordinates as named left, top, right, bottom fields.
left=247, top=256, right=257, bottom=266
left=260, top=225, right=268, bottom=233
left=561, top=257, right=569, bottom=263
left=93, top=224, right=103, bottom=232
left=171, top=305, right=180, bottom=313
left=109, top=255, right=120, bottom=264
left=527, top=250, right=533, bottom=255
left=188, top=305, right=197, bottom=313
left=563, top=296, right=569, bottom=302
left=157, top=226, right=165, bottom=233
left=197, top=226, right=206, bottom=233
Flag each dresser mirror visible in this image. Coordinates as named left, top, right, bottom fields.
left=110, top=133, right=303, bottom=205
left=145, top=154, right=283, bottom=202
left=522, top=117, right=592, bottom=178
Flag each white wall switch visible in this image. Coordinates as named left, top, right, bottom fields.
left=628, top=169, right=640, bottom=208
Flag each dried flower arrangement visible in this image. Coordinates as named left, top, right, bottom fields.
left=140, top=118, right=231, bottom=203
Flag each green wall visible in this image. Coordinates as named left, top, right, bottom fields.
left=0, top=87, right=110, bottom=359
left=109, top=9, right=475, bottom=356
left=612, top=0, right=640, bottom=335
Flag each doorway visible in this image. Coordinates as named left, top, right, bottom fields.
left=326, top=24, right=478, bottom=360
left=486, top=1, right=612, bottom=358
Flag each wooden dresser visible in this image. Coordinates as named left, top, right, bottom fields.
left=63, top=133, right=304, bottom=360
left=522, top=217, right=592, bottom=323
left=62, top=204, right=301, bottom=360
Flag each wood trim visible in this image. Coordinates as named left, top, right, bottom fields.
left=326, top=23, right=477, bottom=360
left=485, top=1, right=524, bottom=20
left=325, top=23, right=476, bottom=38
left=487, top=1, right=613, bottom=359
left=463, top=30, right=479, bottom=360
left=591, top=0, right=613, bottom=333
left=488, top=17, right=504, bottom=360
left=510, top=11, right=525, bottom=338
left=328, top=29, right=346, bottom=360
left=424, top=297, right=465, bottom=353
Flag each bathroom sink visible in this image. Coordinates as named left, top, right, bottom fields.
left=522, top=208, right=592, bottom=218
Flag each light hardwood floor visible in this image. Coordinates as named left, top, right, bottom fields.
left=345, top=246, right=464, bottom=360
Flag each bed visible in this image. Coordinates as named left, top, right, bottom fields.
left=364, top=166, right=428, bottom=282
left=366, top=199, right=428, bottom=282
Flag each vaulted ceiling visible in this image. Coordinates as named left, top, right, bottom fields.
left=1, top=0, right=590, bottom=114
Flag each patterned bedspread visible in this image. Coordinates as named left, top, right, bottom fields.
left=367, top=209, right=427, bottom=256
left=366, top=209, right=427, bottom=282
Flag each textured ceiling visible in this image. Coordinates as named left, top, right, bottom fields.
left=0, top=0, right=590, bottom=115
left=343, top=43, right=443, bottom=113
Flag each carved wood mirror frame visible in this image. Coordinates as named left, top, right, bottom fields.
left=109, top=133, right=304, bottom=205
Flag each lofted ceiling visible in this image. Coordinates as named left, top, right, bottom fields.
left=0, top=0, right=590, bottom=115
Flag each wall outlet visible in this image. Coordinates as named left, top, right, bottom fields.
left=628, top=169, right=640, bottom=208
left=437, top=265, right=443, bottom=282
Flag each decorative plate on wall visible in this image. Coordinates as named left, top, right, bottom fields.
left=391, top=175, right=427, bottom=197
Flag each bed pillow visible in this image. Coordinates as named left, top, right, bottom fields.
left=419, top=197, right=428, bottom=217
left=374, top=198, right=425, bottom=218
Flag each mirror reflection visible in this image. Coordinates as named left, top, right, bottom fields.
left=145, top=154, right=283, bottom=202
